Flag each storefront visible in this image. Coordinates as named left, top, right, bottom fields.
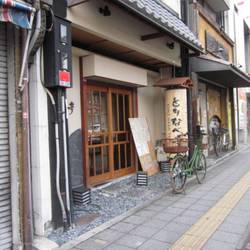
left=190, top=56, right=250, bottom=153
left=66, top=0, right=202, bottom=187
left=68, top=49, right=157, bottom=187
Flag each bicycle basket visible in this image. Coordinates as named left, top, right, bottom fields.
left=162, top=137, right=188, bottom=153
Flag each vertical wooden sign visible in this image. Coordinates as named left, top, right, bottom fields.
left=165, top=89, right=188, bottom=138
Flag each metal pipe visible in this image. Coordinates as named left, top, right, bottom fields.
left=18, top=3, right=38, bottom=249
left=61, top=93, right=72, bottom=228
left=236, top=88, right=240, bottom=145
left=39, top=48, right=68, bottom=229
left=55, top=121, right=67, bottom=228
left=18, top=11, right=35, bottom=91
left=21, top=32, right=33, bottom=250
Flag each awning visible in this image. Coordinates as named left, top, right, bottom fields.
left=190, top=56, right=250, bottom=88
left=154, top=77, right=193, bottom=89
left=0, top=0, right=35, bottom=29
left=114, top=0, right=203, bottom=53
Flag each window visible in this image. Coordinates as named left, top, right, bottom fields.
left=216, top=12, right=225, bottom=30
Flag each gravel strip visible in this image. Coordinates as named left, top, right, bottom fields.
left=48, top=172, right=171, bottom=245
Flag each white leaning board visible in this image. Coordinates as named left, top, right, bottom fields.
left=129, top=118, right=159, bottom=176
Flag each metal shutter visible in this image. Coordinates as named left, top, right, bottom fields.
left=0, top=23, right=12, bottom=250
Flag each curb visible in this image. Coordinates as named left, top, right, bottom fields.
left=56, top=146, right=248, bottom=250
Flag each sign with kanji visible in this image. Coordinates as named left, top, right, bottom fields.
left=165, top=89, right=188, bottom=138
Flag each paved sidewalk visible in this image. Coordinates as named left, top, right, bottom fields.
left=60, top=146, right=250, bottom=250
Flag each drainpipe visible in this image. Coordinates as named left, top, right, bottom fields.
left=61, top=93, right=72, bottom=227
left=181, top=0, right=193, bottom=155
left=233, top=6, right=240, bottom=146
left=236, top=88, right=240, bottom=145
left=21, top=30, right=33, bottom=250
left=18, top=2, right=38, bottom=249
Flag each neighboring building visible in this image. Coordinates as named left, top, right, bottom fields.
left=232, top=0, right=250, bottom=143
left=188, top=0, right=250, bottom=153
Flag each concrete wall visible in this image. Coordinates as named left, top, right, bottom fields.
left=137, top=72, right=168, bottom=144
left=67, top=0, right=181, bottom=67
left=226, top=0, right=235, bottom=42
left=82, top=54, right=148, bottom=86
left=67, top=53, right=82, bottom=136
left=67, top=51, right=85, bottom=188
left=232, top=3, right=249, bottom=143
left=29, top=50, right=52, bottom=236
left=234, top=9, right=246, bottom=69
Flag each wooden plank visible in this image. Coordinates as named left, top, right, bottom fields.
left=101, top=147, right=104, bottom=174
left=107, top=88, right=114, bottom=177
left=68, top=0, right=89, bottom=7
left=118, top=144, right=121, bottom=170
left=141, top=32, right=165, bottom=41
left=116, top=94, right=120, bottom=131
left=129, top=118, right=159, bottom=176
left=93, top=148, right=96, bottom=176
left=123, top=95, right=126, bottom=131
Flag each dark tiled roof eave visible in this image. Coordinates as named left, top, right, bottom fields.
left=115, top=0, right=203, bottom=53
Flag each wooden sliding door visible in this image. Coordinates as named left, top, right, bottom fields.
left=86, top=85, right=135, bottom=186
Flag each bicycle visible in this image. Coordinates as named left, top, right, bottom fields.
left=212, top=128, right=229, bottom=157
left=212, top=128, right=222, bottom=157
left=162, top=134, right=207, bottom=193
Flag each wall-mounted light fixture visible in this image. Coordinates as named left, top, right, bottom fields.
left=166, top=42, right=174, bottom=49
left=67, top=101, right=75, bottom=115
left=99, top=5, right=111, bottom=16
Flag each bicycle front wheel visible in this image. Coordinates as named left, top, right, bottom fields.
left=171, top=155, right=187, bottom=193
left=195, top=153, right=207, bottom=184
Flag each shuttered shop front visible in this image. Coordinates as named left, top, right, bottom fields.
left=0, top=23, right=12, bottom=249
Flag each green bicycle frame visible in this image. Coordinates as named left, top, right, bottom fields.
left=183, top=145, right=202, bottom=176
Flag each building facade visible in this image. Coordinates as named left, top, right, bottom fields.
left=188, top=0, right=250, bottom=154
left=66, top=0, right=202, bottom=189
left=2, top=1, right=250, bottom=249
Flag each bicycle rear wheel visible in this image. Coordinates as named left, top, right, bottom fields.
left=195, top=153, right=206, bottom=184
left=214, top=135, right=223, bottom=157
left=171, top=155, right=187, bottom=193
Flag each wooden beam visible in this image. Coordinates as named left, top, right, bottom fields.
left=141, top=32, right=165, bottom=41
left=68, top=0, right=90, bottom=8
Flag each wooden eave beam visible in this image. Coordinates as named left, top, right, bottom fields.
left=141, top=32, right=165, bottom=41
left=68, top=0, right=90, bottom=8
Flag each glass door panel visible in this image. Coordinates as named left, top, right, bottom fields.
left=87, top=87, right=110, bottom=181
left=111, top=91, right=133, bottom=173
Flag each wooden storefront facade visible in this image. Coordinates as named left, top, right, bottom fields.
left=81, top=80, right=137, bottom=186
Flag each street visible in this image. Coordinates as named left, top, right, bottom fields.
left=60, top=146, right=250, bottom=250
